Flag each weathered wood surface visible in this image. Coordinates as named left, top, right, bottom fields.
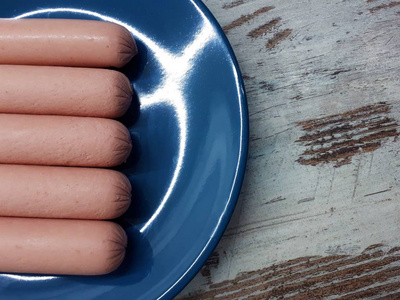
left=178, top=0, right=400, bottom=298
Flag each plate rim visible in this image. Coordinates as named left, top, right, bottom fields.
left=161, top=0, right=249, bottom=298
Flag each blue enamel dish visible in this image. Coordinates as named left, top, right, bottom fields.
left=0, top=0, right=248, bottom=299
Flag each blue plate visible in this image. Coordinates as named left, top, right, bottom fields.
left=0, top=0, right=248, bottom=299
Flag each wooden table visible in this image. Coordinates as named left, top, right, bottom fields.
left=178, top=0, right=400, bottom=298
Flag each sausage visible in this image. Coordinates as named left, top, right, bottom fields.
left=0, top=114, right=132, bottom=167
left=0, top=18, right=137, bottom=68
left=0, top=165, right=131, bottom=219
left=0, top=217, right=127, bottom=275
left=0, top=65, right=132, bottom=118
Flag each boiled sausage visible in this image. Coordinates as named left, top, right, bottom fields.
left=0, top=114, right=132, bottom=167
left=0, top=18, right=137, bottom=68
left=0, top=65, right=132, bottom=118
left=0, top=217, right=127, bottom=275
left=0, top=165, right=131, bottom=219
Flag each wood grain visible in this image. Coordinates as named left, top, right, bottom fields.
left=222, top=6, right=275, bottom=33
left=296, top=102, right=399, bottom=167
left=183, top=245, right=400, bottom=299
left=247, top=18, right=281, bottom=39
left=369, top=1, right=400, bottom=13
left=178, top=0, right=400, bottom=298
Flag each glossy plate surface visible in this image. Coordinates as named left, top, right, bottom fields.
left=0, top=0, right=248, bottom=299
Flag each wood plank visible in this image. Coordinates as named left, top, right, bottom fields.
left=178, top=0, right=400, bottom=298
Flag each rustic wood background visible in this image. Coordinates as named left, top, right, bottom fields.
left=178, top=0, right=400, bottom=298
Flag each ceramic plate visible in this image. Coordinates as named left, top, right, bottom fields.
left=0, top=0, right=248, bottom=299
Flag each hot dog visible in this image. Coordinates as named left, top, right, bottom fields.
left=0, top=18, right=137, bottom=68
left=0, top=217, right=127, bottom=275
left=0, top=114, right=132, bottom=167
left=0, top=65, right=132, bottom=118
left=0, top=165, right=131, bottom=219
